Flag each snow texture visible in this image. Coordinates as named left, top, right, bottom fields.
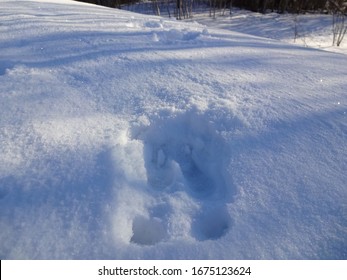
left=0, top=0, right=346, bottom=259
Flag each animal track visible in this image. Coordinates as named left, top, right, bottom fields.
left=192, top=205, right=231, bottom=241
left=175, top=143, right=215, bottom=197
left=144, top=146, right=179, bottom=190
left=126, top=110, right=236, bottom=245
left=130, top=215, right=167, bottom=245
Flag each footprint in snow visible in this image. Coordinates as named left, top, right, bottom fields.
left=129, top=110, right=236, bottom=244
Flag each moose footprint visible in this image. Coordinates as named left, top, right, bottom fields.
left=131, top=110, right=236, bottom=243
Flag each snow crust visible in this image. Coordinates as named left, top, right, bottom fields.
left=0, top=0, right=346, bottom=259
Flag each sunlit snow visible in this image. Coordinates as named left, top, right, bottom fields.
left=0, top=0, right=346, bottom=259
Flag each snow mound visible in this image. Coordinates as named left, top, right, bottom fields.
left=0, top=0, right=346, bottom=259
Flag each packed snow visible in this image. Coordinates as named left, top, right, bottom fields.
left=0, top=0, right=346, bottom=259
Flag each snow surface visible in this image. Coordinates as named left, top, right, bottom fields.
left=126, top=3, right=347, bottom=55
left=0, top=0, right=346, bottom=259
left=188, top=9, right=347, bottom=55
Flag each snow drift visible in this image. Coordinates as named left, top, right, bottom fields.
left=0, top=0, right=346, bottom=259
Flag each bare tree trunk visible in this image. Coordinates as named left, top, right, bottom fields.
left=329, top=0, right=347, bottom=46
left=166, top=0, right=171, bottom=17
left=333, top=12, right=347, bottom=46
left=152, top=0, right=161, bottom=16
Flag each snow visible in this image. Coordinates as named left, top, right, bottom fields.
left=127, top=3, right=347, bottom=55
left=0, top=0, right=346, bottom=259
left=187, top=10, right=347, bottom=55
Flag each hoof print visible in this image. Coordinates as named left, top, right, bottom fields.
left=130, top=216, right=166, bottom=246
left=192, top=206, right=231, bottom=241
